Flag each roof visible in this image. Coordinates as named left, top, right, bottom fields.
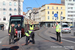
left=48, top=3, right=64, bottom=5
left=11, top=15, right=23, bottom=17
left=41, top=3, right=64, bottom=7
left=23, top=12, right=26, bottom=15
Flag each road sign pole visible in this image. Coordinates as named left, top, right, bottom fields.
left=54, top=13, right=58, bottom=26
left=60, top=14, right=62, bottom=37
left=72, top=16, right=74, bottom=27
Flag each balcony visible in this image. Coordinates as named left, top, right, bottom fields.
left=41, top=7, right=45, bottom=12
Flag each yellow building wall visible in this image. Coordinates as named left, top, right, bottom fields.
left=44, top=5, right=66, bottom=22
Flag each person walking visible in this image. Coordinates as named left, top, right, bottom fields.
left=8, top=23, right=15, bottom=44
left=56, top=22, right=62, bottom=43
left=16, top=24, right=21, bottom=38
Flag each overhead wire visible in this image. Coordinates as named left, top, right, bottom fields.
left=23, top=2, right=28, bottom=6
left=34, top=0, right=39, bottom=6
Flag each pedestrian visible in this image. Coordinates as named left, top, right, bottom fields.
left=8, top=23, right=15, bottom=44
left=25, top=24, right=35, bottom=45
left=56, top=22, right=62, bottom=43
left=16, top=24, right=21, bottom=38
left=2, top=26, right=4, bottom=31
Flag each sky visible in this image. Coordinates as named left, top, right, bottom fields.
left=23, top=0, right=61, bottom=12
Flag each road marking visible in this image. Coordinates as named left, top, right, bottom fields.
left=62, top=39, right=75, bottom=44
left=0, top=36, right=8, bottom=44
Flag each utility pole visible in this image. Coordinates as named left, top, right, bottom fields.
left=60, top=14, right=62, bottom=37
left=18, top=0, right=20, bottom=15
left=72, top=16, right=74, bottom=27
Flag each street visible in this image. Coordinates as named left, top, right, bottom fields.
left=0, top=27, right=75, bottom=50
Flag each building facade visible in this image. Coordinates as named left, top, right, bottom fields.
left=39, top=3, right=65, bottom=27
left=65, top=0, right=75, bottom=26
left=0, top=0, right=24, bottom=30
left=32, top=8, right=41, bottom=22
left=61, top=0, right=65, bottom=5
left=26, top=10, right=32, bottom=19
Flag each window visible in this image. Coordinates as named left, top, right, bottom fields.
left=3, top=12, right=6, bottom=15
left=52, top=11, right=54, bottom=14
left=57, top=17, right=58, bottom=20
left=52, top=16, right=54, bottom=20
left=68, top=15, right=73, bottom=17
left=48, top=16, right=50, bottom=20
left=68, top=7, right=70, bottom=9
left=57, top=11, right=58, bottom=14
left=3, top=17, right=6, bottom=21
left=14, top=8, right=17, bottom=11
left=3, top=1, right=5, bottom=5
left=48, top=11, right=49, bottom=14
left=61, top=11, right=63, bottom=15
left=68, top=3, right=74, bottom=5
left=56, top=7, right=58, bottom=9
left=74, top=0, right=75, bottom=1
left=69, top=0, right=72, bottom=1
left=48, top=6, right=49, bottom=9
left=61, top=7, right=62, bottom=9
left=9, top=8, right=12, bottom=11
left=3, top=8, right=6, bottom=11
left=9, top=2, right=12, bottom=6
left=14, top=2, right=16, bottom=6
left=9, top=13, right=12, bottom=16
left=52, top=7, right=54, bottom=9
left=71, top=7, right=73, bottom=9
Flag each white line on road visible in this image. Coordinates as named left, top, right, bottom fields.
left=62, top=39, right=75, bottom=44
left=0, top=36, right=8, bottom=44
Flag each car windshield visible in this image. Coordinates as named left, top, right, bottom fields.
left=62, top=25, right=69, bottom=27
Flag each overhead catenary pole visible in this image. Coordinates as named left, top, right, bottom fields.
left=72, top=16, right=74, bottom=27
left=18, top=0, right=20, bottom=15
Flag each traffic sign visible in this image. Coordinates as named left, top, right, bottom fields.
left=54, top=13, right=58, bottom=17
left=61, top=16, right=65, bottom=20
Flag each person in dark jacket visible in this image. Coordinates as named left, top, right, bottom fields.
left=16, top=24, right=21, bottom=38
left=8, top=23, right=15, bottom=44
left=25, top=30, right=35, bottom=45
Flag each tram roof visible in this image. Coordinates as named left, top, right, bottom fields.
left=11, top=15, right=24, bottom=17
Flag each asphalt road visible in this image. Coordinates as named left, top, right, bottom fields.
left=0, top=28, right=75, bottom=50
left=0, top=30, right=8, bottom=39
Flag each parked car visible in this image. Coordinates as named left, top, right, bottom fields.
left=70, top=26, right=74, bottom=28
left=61, top=23, right=71, bottom=33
